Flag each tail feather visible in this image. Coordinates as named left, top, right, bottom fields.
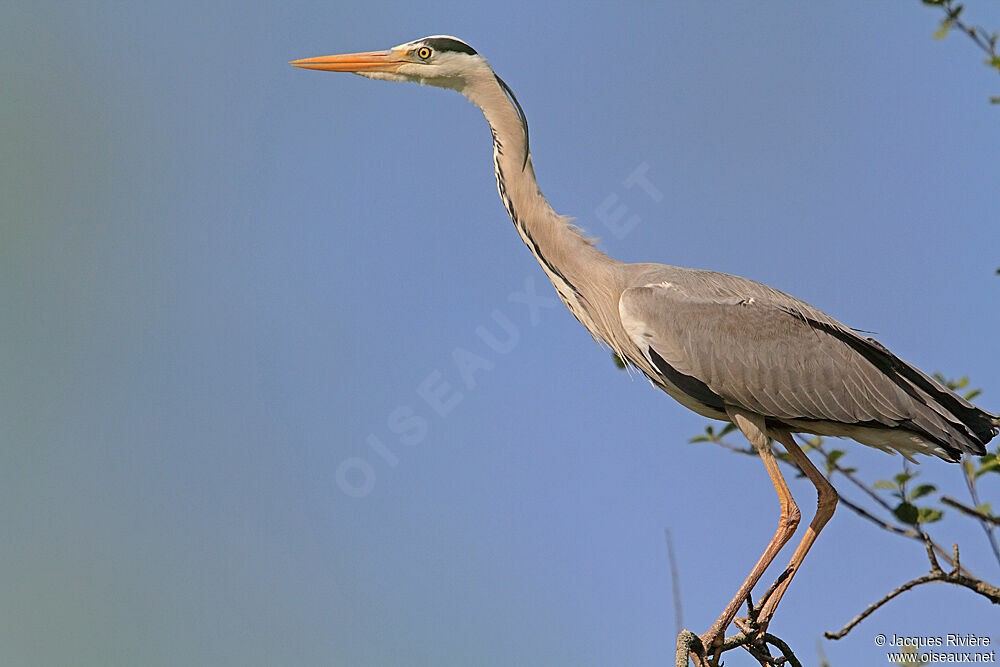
left=860, top=339, right=997, bottom=457
left=825, top=327, right=997, bottom=457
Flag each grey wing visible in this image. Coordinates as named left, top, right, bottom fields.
left=618, top=281, right=995, bottom=459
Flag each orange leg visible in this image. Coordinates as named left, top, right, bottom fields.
left=699, top=408, right=801, bottom=655
left=756, top=429, right=839, bottom=625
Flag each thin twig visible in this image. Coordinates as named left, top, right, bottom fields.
left=929, top=0, right=1000, bottom=60
left=825, top=544, right=1000, bottom=640
left=941, top=495, right=1000, bottom=527
left=763, top=633, right=802, bottom=667
left=813, top=441, right=894, bottom=513
left=817, top=639, right=832, bottom=667
left=812, top=450, right=975, bottom=577
left=710, top=439, right=757, bottom=457
left=923, top=533, right=943, bottom=573
left=665, top=529, right=684, bottom=636
left=743, top=641, right=774, bottom=667
left=960, top=462, right=1000, bottom=566
left=825, top=569, right=1000, bottom=639
left=925, top=0, right=1000, bottom=102
left=838, top=495, right=916, bottom=537
left=719, top=628, right=801, bottom=667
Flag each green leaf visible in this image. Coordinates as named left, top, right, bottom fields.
left=873, top=480, right=897, bottom=491
left=964, top=389, right=982, bottom=401
left=689, top=435, right=710, bottom=444
left=719, top=423, right=736, bottom=437
left=974, top=456, right=1000, bottom=478
left=894, top=502, right=919, bottom=524
left=910, top=484, right=937, bottom=500
left=937, top=375, right=965, bottom=392
left=934, top=19, right=953, bottom=40
left=894, top=471, right=915, bottom=486
left=824, top=449, right=846, bottom=474
left=611, top=352, right=626, bottom=369
left=975, top=502, right=993, bottom=515
left=990, top=96, right=1000, bottom=105
left=917, top=507, right=944, bottom=524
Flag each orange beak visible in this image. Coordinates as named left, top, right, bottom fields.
left=289, top=50, right=408, bottom=73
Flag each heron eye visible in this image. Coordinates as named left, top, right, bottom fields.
left=416, top=46, right=432, bottom=60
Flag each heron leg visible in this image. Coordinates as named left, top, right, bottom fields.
left=755, top=429, right=838, bottom=625
left=699, top=408, right=801, bottom=655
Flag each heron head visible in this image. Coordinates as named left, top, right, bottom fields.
left=290, top=35, right=489, bottom=91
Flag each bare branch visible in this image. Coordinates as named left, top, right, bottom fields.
left=941, top=495, right=1000, bottom=526
left=675, top=623, right=802, bottom=667
left=763, top=633, right=802, bottom=667
left=923, top=533, right=943, bottom=574
left=825, top=544, right=1000, bottom=640
left=675, top=630, right=705, bottom=667
left=720, top=628, right=802, bottom=667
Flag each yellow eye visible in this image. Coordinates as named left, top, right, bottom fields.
left=416, top=46, right=432, bottom=60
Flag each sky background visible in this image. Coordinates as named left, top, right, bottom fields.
left=2, top=2, right=999, bottom=666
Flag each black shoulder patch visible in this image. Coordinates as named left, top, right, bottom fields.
left=647, top=347, right=726, bottom=411
left=421, top=37, right=477, bottom=56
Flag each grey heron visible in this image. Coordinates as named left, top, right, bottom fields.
left=291, top=35, right=998, bottom=653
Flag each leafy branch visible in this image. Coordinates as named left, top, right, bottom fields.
left=922, top=0, right=1000, bottom=103
left=687, top=375, right=999, bottom=648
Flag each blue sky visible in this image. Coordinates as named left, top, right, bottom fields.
left=2, top=2, right=999, bottom=665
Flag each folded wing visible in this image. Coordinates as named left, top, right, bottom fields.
left=619, top=280, right=996, bottom=460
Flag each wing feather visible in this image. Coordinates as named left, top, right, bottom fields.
left=618, top=279, right=994, bottom=457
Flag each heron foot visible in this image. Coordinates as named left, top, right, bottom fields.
left=686, top=619, right=770, bottom=667
left=695, top=621, right=730, bottom=665
left=682, top=568, right=793, bottom=666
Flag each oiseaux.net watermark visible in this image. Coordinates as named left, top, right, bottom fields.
left=875, top=633, right=996, bottom=664
left=336, top=162, right=663, bottom=498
